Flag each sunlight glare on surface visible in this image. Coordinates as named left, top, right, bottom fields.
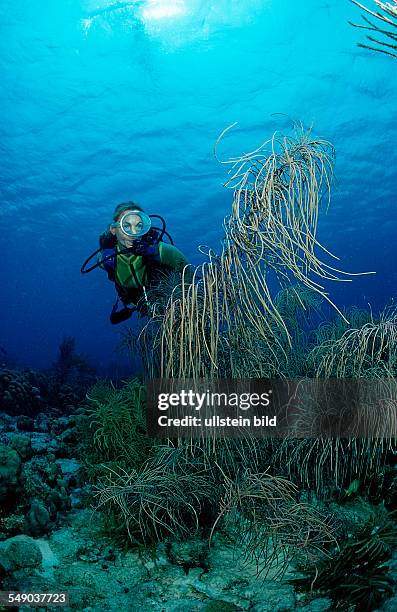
left=141, top=0, right=187, bottom=21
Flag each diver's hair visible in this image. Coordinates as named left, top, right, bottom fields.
left=112, top=201, right=144, bottom=221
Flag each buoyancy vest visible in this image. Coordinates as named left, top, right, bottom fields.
left=100, top=241, right=170, bottom=307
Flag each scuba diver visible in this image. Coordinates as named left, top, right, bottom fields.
left=81, top=202, right=188, bottom=324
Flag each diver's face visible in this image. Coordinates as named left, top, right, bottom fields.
left=110, top=211, right=144, bottom=248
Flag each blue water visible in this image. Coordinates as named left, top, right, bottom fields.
left=1, top=0, right=396, bottom=371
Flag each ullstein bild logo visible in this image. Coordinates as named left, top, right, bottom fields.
left=157, top=413, right=277, bottom=428
left=146, top=378, right=397, bottom=439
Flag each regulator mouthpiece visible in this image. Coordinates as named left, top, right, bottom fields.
left=113, top=210, right=151, bottom=237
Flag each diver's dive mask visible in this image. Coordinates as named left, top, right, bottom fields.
left=80, top=211, right=172, bottom=275
left=111, top=210, right=152, bottom=238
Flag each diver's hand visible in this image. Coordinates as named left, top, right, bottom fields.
left=131, top=242, right=159, bottom=258
left=119, top=239, right=159, bottom=260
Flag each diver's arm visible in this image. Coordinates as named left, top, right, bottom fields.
left=159, top=243, right=189, bottom=271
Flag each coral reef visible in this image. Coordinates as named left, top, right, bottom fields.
left=0, top=337, right=96, bottom=420
left=0, top=369, right=45, bottom=416
left=2, top=126, right=397, bottom=611
left=0, top=444, right=21, bottom=504
left=0, top=412, right=81, bottom=541
left=90, top=125, right=397, bottom=611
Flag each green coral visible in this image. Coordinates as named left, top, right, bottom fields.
left=85, top=378, right=152, bottom=467
left=291, top=506, right=397, bottom=611
left=94, top=445, right=216, bottom=545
